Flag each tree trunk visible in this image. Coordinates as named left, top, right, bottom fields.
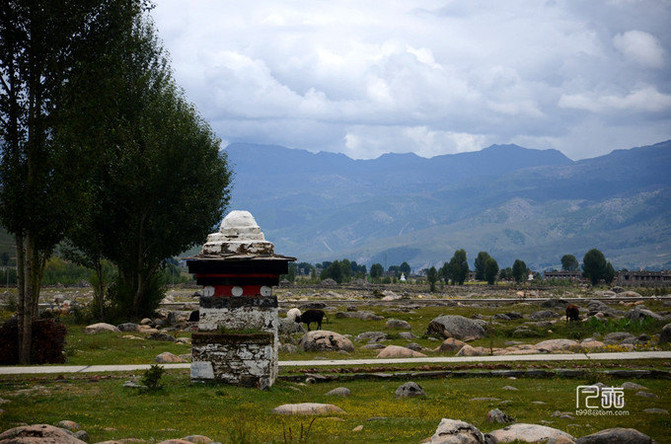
left=94, top=259, right=105, bottom=321
left=15, top=234, right=30, bottom=365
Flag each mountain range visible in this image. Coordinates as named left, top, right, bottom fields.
left=224, top=140, right=671, bottom=271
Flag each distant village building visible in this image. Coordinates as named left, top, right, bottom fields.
left=543, top=270, right=583, bottom=281
left=616, top=270, right=671, bottom=287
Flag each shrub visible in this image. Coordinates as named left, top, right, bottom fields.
left=141, top=364, right=165, bottom=391
left=0, top=317, right=67, bottom=365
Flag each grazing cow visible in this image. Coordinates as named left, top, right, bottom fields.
left=295, top=309, right=326, bottom=331
left=566, top=304, right=580, bottom=322
left=286, top=308, right=302, bottom=322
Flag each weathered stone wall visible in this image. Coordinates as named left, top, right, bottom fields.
left=191, top=332, right=277, bottom=389
left=198, top=296, right=279, bottom=332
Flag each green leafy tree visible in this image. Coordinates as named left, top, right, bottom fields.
left=62, top=15, right=231, bottom=318
left=499, top=267, right=512, bottom=280
left=447, top=249, right=469, bottom=285
left=426, top=266, right=438, bottom=292
left=561, top=254, right=579, bottom=271
left=0, top=0, right=144, bottom=363
left=512, top=259, right=527, bottom=283
left=474, top=251, right=492, bottom=281
left=484, top=257, right=499, bottom=285
left=370, top=263, right=383, bottom=280
left=582, top=249, right=614, bottom=286
left=321, top=260, right=343, bottom=283
left=399, top=262, right=411, bottom=275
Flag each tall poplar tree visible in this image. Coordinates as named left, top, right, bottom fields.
left=0, top=0, right=143, bottom=363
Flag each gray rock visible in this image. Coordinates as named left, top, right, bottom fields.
left=395, top=381, right=426, bottom=398
left=299, top=330, right=354, bottom=352
left=148, top=332, right=176, bottom=342
left=530, top=310, right=559, bottom=320
left=272, top=403, right=346, bottom=415
left=123, top=380, right=146, bottom=389
left=621, top=382, right=647, bottom=390
left=644, top=408, right=669, bottom=415
left=278, top=318, right=306, bottom=335
left=355, top=331, right=388, bottom=343
left=541, top=299, right=568, bottom=309
left=279, top=343, right=298, bottom=353
left=154, top=351, right=184, bottom=363
left=625, top=308, right=665, bottom=322
left=426, top=315, right=487, bottom=341
left=490, top=423, right=573, bottom=443
left=83, top=323, right=120, bottom=334
left=385, top=318, right=412, bottom=330
left=493, top=313, right=511, bottom=321
left=73, top=430, right=89, bottom=442
left=116, top=323, right=139, bottom=332
left=634, top=391, right=657, bottom=398
left=0, top=424, right=86, bottom=443
left=575, top=427, right=653, bottom=443
left=429, top=418, right=495, bottom=444
left=325, top=387, right=351, bottom=397
left=487, top=408, right=515, bottom=424
left=398, top=331, right=416, bottom=340
left=603, top=332, right=636, bottom=344
left=362, top=343, right=386, bottom=350
left=659, top=323, right=671, bottom=344
left=406, top=342, right=423, bottom=352
left=300, top=302, right=326, bottom=310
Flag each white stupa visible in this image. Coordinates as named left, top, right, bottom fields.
left=201, top=210, right=274, bottom=256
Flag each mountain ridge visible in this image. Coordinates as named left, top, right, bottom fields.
left=225, top=140, right=671, bottom=270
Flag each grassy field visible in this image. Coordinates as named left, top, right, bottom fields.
left=1, top=371, right=670, bottom=443
left=54, top=299, right=671, bottom=366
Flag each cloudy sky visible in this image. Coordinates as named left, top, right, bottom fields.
left=152, top=0, right=671, bottom=160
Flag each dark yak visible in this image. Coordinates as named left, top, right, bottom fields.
left=566, top=304, right=580, bottom=322
left=295, top=309, right=326, bottom=331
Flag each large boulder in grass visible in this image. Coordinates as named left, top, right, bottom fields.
left=490, top=423, right=573, bottom=443
left=575, top=428, right=653, bottom=444
left=272, top=403, right=346, bottom=415
left=84, top=323, right=120, bottom=334
left=299, top=330, right=354, bottom=353
left=376, top=345, right=426, bottom=358
left=0, top=424, right=86, bottom=443
left=426, top=315, right=486, bottom=341
left=429, top=418, right=496, bottom=443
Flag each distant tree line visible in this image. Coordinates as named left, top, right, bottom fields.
left=280, top=247, right=618, bottom=290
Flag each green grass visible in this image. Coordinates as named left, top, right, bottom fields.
left=64, top=327, right=192, bottom=365
left=1, top=372, right=669, bottom=443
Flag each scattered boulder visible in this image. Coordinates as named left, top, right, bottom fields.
left=272, top=403, right=345, bottom=415
left=456, top=344, right=489, bottom=357
left=385, top=319, right=411, bottom=330
left=83, top=323, right=120, bottom=334
left=116, top=323, right=139, bottom=332
left=625, top=308, right=665, bottom=322
left=279, top=318, right=305, bottom=335
left=575, top=427, right=653, bottom=443
left=534, top=339, right=579, bottom=352
left=505, top=312, right=523, bottom=320
left=325, top=387, right=351, bottom=397
left=73, top=431, right=89, bottom=442
left=437, top=338, right=466, bottom=353
left=541, top=299, right=568, bottom=309
left=426, top=315, right=486, bottom=341
left=406, top=342, right=423, bottom=352
left=148, top=332, right=176, bottom=342
left=155, top=352, right=185, bottom=363
left=398, top=332, right=416, bottom=340
left=0, top=424, right=86, bottom=443
left=355, top=331, right=388, bottom=343
left=621, top=382, right=648, bottom=390
left=487, top=408, right=515, bottom=424
left=395, top=381, right=426, bottom=398
left=180, top=435, right=213, bottom=443
left=644, top=408, right=669, bottom=415
left=603, top=332, right=636, bottom=344
left=529, top=310, right=559, bottom=321
left=377, top=345, right=426, bottom=358
left=490, top=423, right=573, bottom=443
left=299, top=331, right=354, bottom=353
left=429, top=418, right=495, bottom=444
left=55, top=420, right=79, bottom=431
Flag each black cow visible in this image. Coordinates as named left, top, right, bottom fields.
left=295, top=309, right=326, bottom=331
left=566, top=304, right=580, bottom=322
